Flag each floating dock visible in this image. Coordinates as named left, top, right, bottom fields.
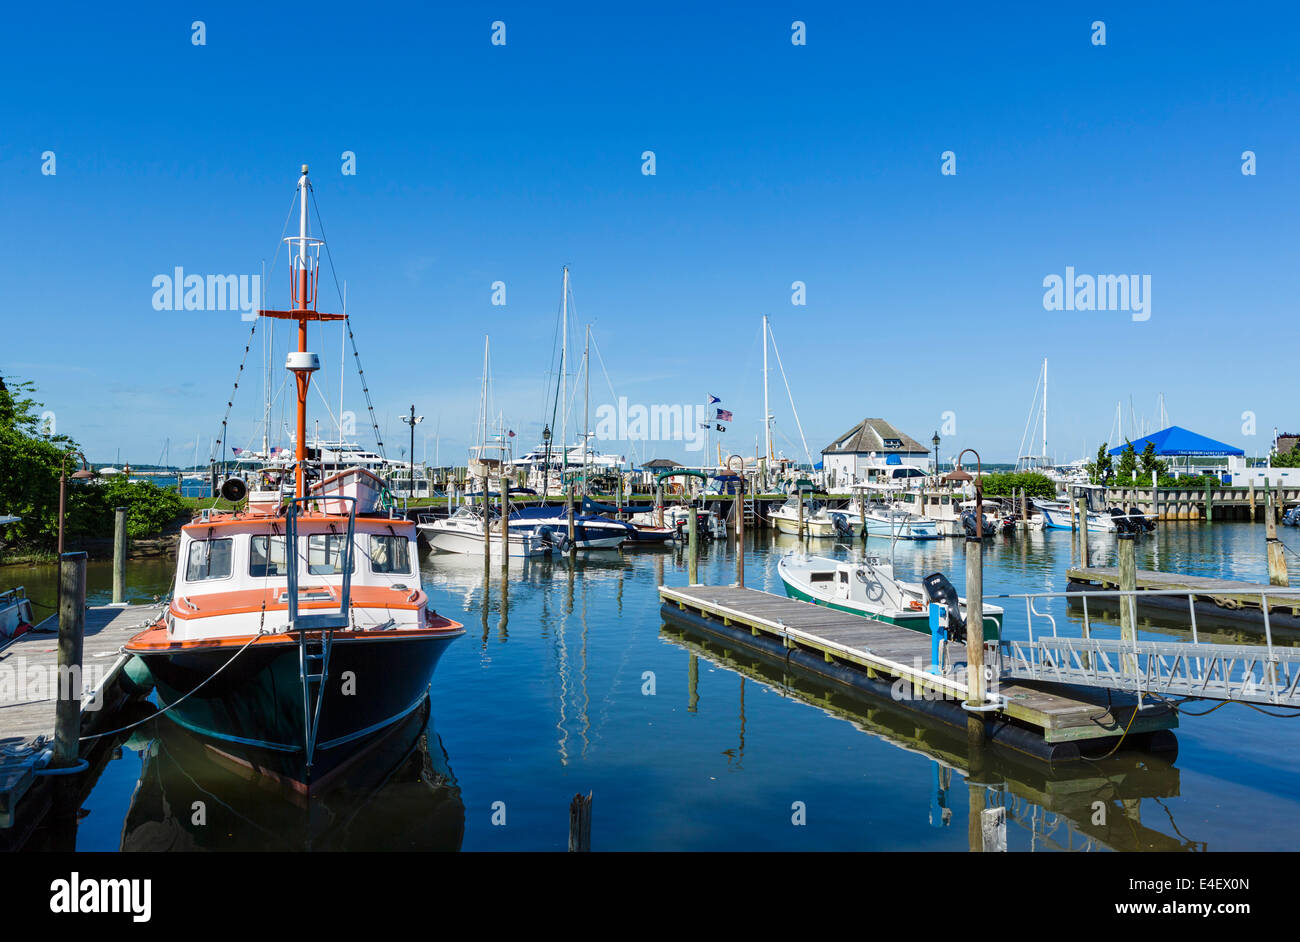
left=0, top=603, right=159, bottom=847
left=658, top=584, right=1177, bottom=763
left=1066, top=566, right=1300, bottom=632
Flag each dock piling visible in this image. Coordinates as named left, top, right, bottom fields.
left=481, top=475, right=491, bottom=566
left=1076, top=495, right=1090, bottom=568
left=112, top=506, right=127, bottom=605
left=53, top=552, right=88, bottom=769
left=1265, top=485, right=1289, bottom=586
left=1118, top=532, right=1138, bottom=674
left=687, top=499, right=698, bottom=585
left=568, top=791, right=592, bottom=852
left=965, top=538, right=985, bottom=708
left=500, top=487, right=509, bottom=570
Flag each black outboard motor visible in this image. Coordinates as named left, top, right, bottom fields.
left=538, top=525, right=570, bottom=553
left=1108, top=507, right=1139, bottom=535
left=922, top=572, right=966, bottom=644
left=831, top=512, right=852, bottom=537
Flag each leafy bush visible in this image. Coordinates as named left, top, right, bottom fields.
left=979, top=471, right=1056, bottom=499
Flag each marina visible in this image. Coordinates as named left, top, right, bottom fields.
left=2, top=5, right=1298, bottom=898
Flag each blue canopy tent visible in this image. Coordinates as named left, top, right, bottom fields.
left=1109, top=426, right=1244, bottom=483
left=1108, top=426, right=1243, bottom=458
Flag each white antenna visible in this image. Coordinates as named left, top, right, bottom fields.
left=561, top=266, right=568, bottom=482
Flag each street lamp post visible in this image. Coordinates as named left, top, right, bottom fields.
left=400, top=405, right=424, bottom=500
left=932, top=431, right=940, bottom=488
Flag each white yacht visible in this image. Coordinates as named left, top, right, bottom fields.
left=418, top=505, right=549, bottom=557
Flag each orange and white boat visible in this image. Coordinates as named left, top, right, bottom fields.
left=125, top=166, right=463, bottom=791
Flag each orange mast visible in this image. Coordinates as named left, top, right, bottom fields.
left=256, top=165, right=345, bottom=499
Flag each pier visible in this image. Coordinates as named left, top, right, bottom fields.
left=658, top=583, right=1178, bottom=762
left=0, top=601, right=159, bottom=847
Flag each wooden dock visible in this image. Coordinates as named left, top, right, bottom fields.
left=658, top=584, right=1177, bottom=761
left=0, top=603, right=161, bottom=836
left=1066, top=566, right=1300, bottom=632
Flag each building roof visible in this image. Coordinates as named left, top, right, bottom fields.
left=1108, top=426, right=1244, bottom=458
left=640, top=457, right=682, bottom=469
left=822, top=418, right=930, bottom=456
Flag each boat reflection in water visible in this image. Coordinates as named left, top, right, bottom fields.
left=661, top=623, right=1202, bottom=852
left=121, top=703, right=463, bottom=852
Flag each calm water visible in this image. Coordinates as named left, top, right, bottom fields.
left=9, top=522, right=1300, bottom=851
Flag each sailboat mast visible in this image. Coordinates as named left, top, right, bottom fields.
left=763, top=315, right=771, bottom=463
left=583, top=325, right=590, bottom=498
left=1042, top=357, right=1048, bottom=465
left=561, top=266, right=568, bottom=490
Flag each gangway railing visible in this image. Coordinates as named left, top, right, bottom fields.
left=989, top=586, right=1300, bottom=708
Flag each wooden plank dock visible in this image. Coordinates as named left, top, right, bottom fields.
left=0, top=602, right=161, bottom=834
left=1066, top=566, right=1300, bottom=632
left=659, top=584, right=1177, bottom=762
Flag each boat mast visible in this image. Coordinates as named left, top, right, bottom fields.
left=561, top=266, right=568, bottom=493
left=763, top=315, right=771, bottom=465
left=256, top=165, right=342, bottom=500
left=1042, top=357, right=1048, bottom=466
left=583, top=324, right=590, bottom=498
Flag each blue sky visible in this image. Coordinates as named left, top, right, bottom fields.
left=2, top=1, right=1297, bottom=467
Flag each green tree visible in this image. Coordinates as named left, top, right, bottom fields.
left=0, top=376, right=75, bottom=549
left=1085, top=442, right=1113, bottom=485
left=1115, top=440, right=1138, bottom=480
left=978, top=471, right=1056, bottom=499
left=1138, top=441, right=1166, bottom=480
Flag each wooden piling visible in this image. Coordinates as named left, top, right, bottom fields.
left=797, top=492, right=805, bottom=539
left=965, top=538, right=985, bottom=707
left=481, top=475, right=490, bottom=566
left=1077, top=496, right=1090, bottom=569
left=1265, top=485, right=1289, bottom=586
left=568, top=792, right=592, bottom=852
left=112, top=506, right=127, bottom=605
left=735, top=481, right=745, bottom=588
left=1118, top=533, right=1137, bottom=673
left=53, top=552, right=87, bottom=769
left=1205, top=486, right=1214, bottom=524
left=566, top=480, right=576, bottom=553
left=500, top=488, right=509, bottom=570
left=1249, top=480, right=1256, bottom=522
left=687, top=500, right=698, bottom=585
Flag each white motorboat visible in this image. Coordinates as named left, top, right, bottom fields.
left=419, top=506, right=549, bottom=557
left=777, top=553, right=1003, bottom=636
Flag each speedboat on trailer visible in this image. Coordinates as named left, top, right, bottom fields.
left=125, top=166, right=464, bottom=793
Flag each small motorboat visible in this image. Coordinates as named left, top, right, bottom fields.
left=418, top=506, right=549, bottom=557
left=777, top=553, right=1003, bottom=637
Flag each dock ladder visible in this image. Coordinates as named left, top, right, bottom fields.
left=284, top=495, right=357, bottom=773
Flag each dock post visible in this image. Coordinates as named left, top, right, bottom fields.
left=964, top=538, right=985, bottom=708
left=687, top=499, right=698, bottom=585
left=53, top=551, right=88, bottom=769
left=568, top=792, right=592, bottom=852
left=1205, top=486, right=1214, bottom=524
left=797, top=493, right=805, bottom=539
left=481, top=475, right=491, bottom=566
left=1265, top=485, right=1289, bottom=586
left=566, top=479, right=576, bottom=554
left=1118, top=532, right=1137, bottom=674
left=500, top=487, right=509, bottom=570
left=687, top=652, right=699, bottom=712
left=112, top=506, right=127, bottom=605
left=735, top=481, right=745, bottom=587
left=1076, top=495, right=1089, bottom=568
left=1249, top=479, right=1256, bottom=522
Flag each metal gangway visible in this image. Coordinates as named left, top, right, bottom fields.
left=990, top=586, right=1300, bottom=708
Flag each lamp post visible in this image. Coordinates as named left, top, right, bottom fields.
left=932, top=431, right=940, bottom=488
left=400, top=405, right=423, bottom=500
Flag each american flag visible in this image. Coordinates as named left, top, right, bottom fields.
left=508, top=430, right=515, bottom=438
left=716, top=408, right=733, bottom=422
left=232, top=447, right=242, bottom=454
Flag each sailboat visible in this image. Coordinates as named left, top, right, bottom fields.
left=125, top=166, right=465, bottom=792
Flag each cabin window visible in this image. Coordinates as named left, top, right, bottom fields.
left=810, top=571, right=834, bottom=583
left=370, top=535, right=411, bottom=574
left=185, top=538, right=233, bottom=581
left=249, top=535, right=290, bottom=578
left=306, top=534, right=355, bottom=575
left=838, top=571, right=848, bottom=583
